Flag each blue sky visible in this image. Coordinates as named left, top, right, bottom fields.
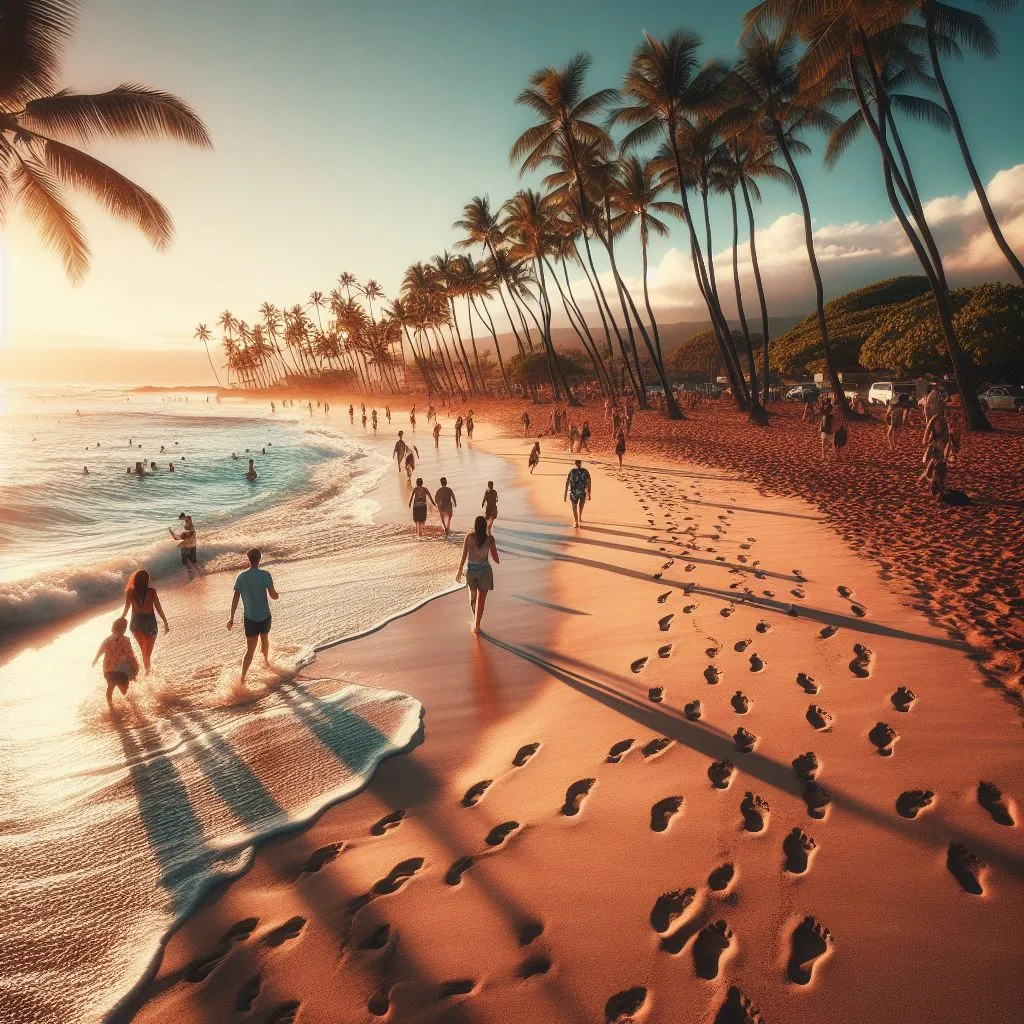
left=2, top=0, right=1022, bottom=363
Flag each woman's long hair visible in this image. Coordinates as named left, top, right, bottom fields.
left=473, top=516, right=488, bottom=547
left=126, top=568, right=150, bottom=606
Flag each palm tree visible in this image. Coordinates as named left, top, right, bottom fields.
left=610, top=31, right=752, bottom=411
left=2, top=1, right=212, bottom=281
left=193, top=323, right=221, bottom=387
left=727, top=29, right=852, bottom=413
left=431, top=252, right=478, bottom=391
left=361, top=279, right=384, bottom=319
left=308, top=290, right=326, bottom=332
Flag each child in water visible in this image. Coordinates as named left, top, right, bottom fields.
left=92, top=617, right=139, bottom=710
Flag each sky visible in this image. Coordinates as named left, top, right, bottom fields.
left=1, top=0, right=1022, bottom=383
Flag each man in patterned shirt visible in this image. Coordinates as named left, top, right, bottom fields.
left=563, top=459, right=592, bottom=529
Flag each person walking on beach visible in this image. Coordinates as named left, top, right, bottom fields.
left=579, top=420, right=592, bottom=453
left=410, top=405, right=417, bottom=431
left=615, top=429, right=626, bottom=467
left=349, top=404, right=354, bottom=424
left=121, top=569, right=169, bottom=674
left=466, top=411, right=474, bottom=439
left=92, top=616, right=139, bottom=711
left=168, top=513, right=201, bottom=580
left=481, top=481, right=498, bottom=532
left=386, top=404, right=391, bottom=424
left=409, top=477, right=436, bottom=539
left=393, top=431, right=409, bottom=472
left=435, top=476, right=457, bottom=535
left=427, top=403, right=436, bottom=423
left=433, top=421, right=442, bottom=448
left=361, top=409, right=368, bottom=430
left=227, top=548, right=279, bottom=683
left=564, top=459, right=592, bottom=529
left=568, top=422, right=579, bottom=454
left=528, top=442, right=541, bottom=474
left=457, top=515, right=500, bottom=635
left=819, top=397, right=836, bottom=460
left=404, top=444, right=420, bottom=481
left=455, top=416, right=464, bottom=447
left=372, top=409, right=378, bottom=434
left=522, top=410, right=531, bottom=436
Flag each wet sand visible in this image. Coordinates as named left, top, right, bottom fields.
left=129, top=412, right=1023, bottom=1024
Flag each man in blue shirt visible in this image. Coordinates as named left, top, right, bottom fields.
left=227, top=547, right=279, bottom=682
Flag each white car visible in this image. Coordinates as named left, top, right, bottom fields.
left=978, top=385, right=1024, bottom=411
left=868, top=382, right=917, bottom=406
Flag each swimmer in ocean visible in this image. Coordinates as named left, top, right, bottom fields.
left=246, top=459, right=258, bottom=481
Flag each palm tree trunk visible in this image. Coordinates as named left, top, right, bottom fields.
left=534, top=255, right=578, bottom=404
left=639, top=224, right=664, bottom=362
left=561, top=260, right=614, bottom=395
left=201, top=341, right=222, bottom=387
left=465, top=296, right=486, bottom=391
left=926, top=16, right=1024, bottom=286
left=730, top=188, right=765, bottom=423
left=770, top=122, right=850, bottom=416
left=472, top=294, right=512, bottom=395
left=738, top=173, right=772, bottom=406
left=447, top=302, right=477, bottom=391
left=546, top=256, right=610, bottom=395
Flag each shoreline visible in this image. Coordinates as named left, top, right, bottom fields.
left=129, top=407, right=1023, bottom=1024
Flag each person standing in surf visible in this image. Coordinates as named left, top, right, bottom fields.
left=408, top=477, right=436, bottom=539
left=435, top=476, right=457, bottom=535
left=168, top=513, right=202, bottom=580
left=563, top=459, right=592, bottom=529
left=92, top=616, right=139, bottom=710
left=432, top=421, right=442, bottom=448
left=393, top=430, right=409, bottom=473
left=227, top=547, right=279, bottom=683
left=481, top=481, right=498, bottom=533
left=454, top=415, right=464, bottom=447
left=121, top=569, right=169, bottom=674
left=456, top=515, right=500, bottom=635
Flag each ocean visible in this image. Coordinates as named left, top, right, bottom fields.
left=0, top=387, right=475, bottom=1024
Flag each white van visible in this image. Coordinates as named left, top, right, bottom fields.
left=868, top=381, right=917, bottom=406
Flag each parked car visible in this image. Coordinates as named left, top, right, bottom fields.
left=978, top=385, right=1024, bottom=411
left=785, top=384, right=820, bottom=402
left=867, top=381, right=918, bottom=406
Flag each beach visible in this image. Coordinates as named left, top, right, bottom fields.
left=111, top=402, right=1023, bottom=1024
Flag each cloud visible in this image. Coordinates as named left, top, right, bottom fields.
left=594, top=164, right=1024, bottom=321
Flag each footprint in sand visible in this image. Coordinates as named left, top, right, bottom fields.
left=605, top=987, right=648, bottom=1023
left=896, top=790, right=935, bottom=819
left=684, top=700, right=702, bottom=721
left=631, top=656, right=649, bottom=674
left=868, top=722, right=899, bottom=757
left=462, top=780, right=492, bottom=807
left=755, top=621, right=771, bottom=634
left=263, top=916, right=306, bottom=948
left=650, top=887, right=696, bottom=933
left=438, top=980, right=475, bottom=1000
left=708, top=863, right=735, bottom=892
left=748, top=654, right=765, bottom=673
left=357, top=924, right=392, bottom=950
left=657, top=591, right=672, bottom=604
left=787, top=916, right=832, bottom=985
left=444, top=857, right=475, bottom=886
left=796, top=672, right=819, bottom=695
left=304, top=843, right=344, bottom=874
left=704, top=665, right=721, bottom=685
left=367, top=985, right=392, bottom=1017
left=706, top=645, right=721, bottom=659
left=658, top=644, right=673, bottom=659
left=265, top=1001, right=301, bottom=1024
left=947, top=843, right=986, bottom=894
left=734, top=639, right=751, bottom=653
left=819, top=625, right=839, bottom=640
left=806, top=705, right=832, bottom=730
left=714, top=986, right=764, bottom=1024
left=370, top=809, right=406, bottom=836
left=350, top=859, right=424, bottom=912
left=850, top=603, right=867, bottom=617
left=662, top=560, right=675, bottom=570
left=562, top=779, right=596, bottom=817
left=486, top=821, right=520, bottom=847
left=849, top=644, right=873, bottom=678
left=648, top=686, right=665, bottom=704
left=517, top=954, right=552, bottom=979
left=708, top=760, right=735, bottom=789
left=235, top=973, right=262, bottom=1012
left=720, top=606, right=735, bottom=618
left=659, top=614, right=675, bottom=632
left=734, top=728, right=757, bottom=753
left=837, top=585, right=852, bottom=598
left=642, top=737, right=673, bottom=759
left=731, top=691, right=750, bottom=714
left=652, top=571, right=664, bottom=580
left=693, top=921, right=733, bottom=980
left=607, top=739, right=635, bottom=764
left=650, top=796, right=684, bottom=833
left=783, top=828, right=816, bottom=873
left=978, top=782, right=1016, bottom=826
left=792, top=752, right=820, bottom=783
left=513, top=742, right=540, bottom=767
left=518, top=920, right=544, bottom=946
left=186, top=917, right=260, bottom=982
left=802, top=782, right=831, bottom=819
left=740, top=792, right=770, bottom=832
left=891, top=687, right=917, bottom=712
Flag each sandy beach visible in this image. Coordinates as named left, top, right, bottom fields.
left=124, top=408, right=1023, bottom=1024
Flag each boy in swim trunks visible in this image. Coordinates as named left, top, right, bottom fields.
left=228, top=548, right=280, bottom=683
left=92, top=617, right=139, bottom=710
left=435, top=477, right=457, bottom=535
left=564, top=459, right=592, bottom=528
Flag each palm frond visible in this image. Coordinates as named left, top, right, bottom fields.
left=22, top=84, right=212, bottom=147
left=823, top=111, right=864, bottom=169
left=0, top=0, right=77, bottom=106
left=509, top=122, right=553, bottom=167
left=890, top=92, right=952, bottom=131
left=40, top=136, right=173, bottom=247
left=571, top=87, right=620, bottom=121
left=13, top=153, right=89, bottom=280
left=930, top=2, right=998, bottom=59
